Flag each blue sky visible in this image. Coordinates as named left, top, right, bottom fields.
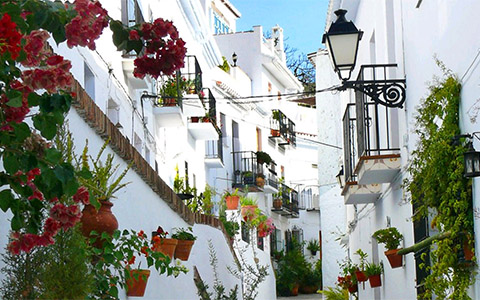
left=230, top=0, right=330, bottom=55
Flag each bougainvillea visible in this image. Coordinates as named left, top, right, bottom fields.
left=110, top=17, right=187, bottom=79
left=0, top=0, right=187, bottom=256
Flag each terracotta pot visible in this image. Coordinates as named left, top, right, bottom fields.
left=225, top=195, right=240, bottom=210
left=299, top=284, right=318, bottom=294
left=271, top=129, right=280, bottom=137
left=174, top=239, right=195, bottom=261
left=368, top=274, right=382, bottom=288
left=80, top=201, right=118, bottom=246
left=256, top=176, right=265, bottom=187
left=153, top=238, right=178, bottom=259
left=385, top=248, right=403, bottom=268
left=290, top=284, right=300, bottom=296
left=463, top=239, right=474, bottom=261
left=241, top=205, right=258, bottom=221
left=191, top=117, right=200, bottom=123
left=273, top=198, right=282, bottom=209
left=348, top=283, right=358, bottom=293
left=126, top=269, right=150, bottom=297
left=163, top=97, right=177, bottom=106
left=355, top=269, right=368, bottom=282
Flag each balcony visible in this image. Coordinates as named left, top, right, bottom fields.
left=187, top=88, right=220, bottom=140
left=205, top=138, right=223, bottom=168
left=270, top=109, right=296, bottom=148
left=271, top=183, right=299, bottom=218
left=342, top=103, right=382, bottom=205
left=232, top=151, right=263, bottom=192
left=262, top=163, right=279, bottom=194
left=153, top=56, right=204, bottom=127
left=353, top=65, right=402, bottom=185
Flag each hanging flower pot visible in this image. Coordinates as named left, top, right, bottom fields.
left=271, top=129, right=280, bottom=137
left=174, top=239, right=195, bottom=261
left=368, top=274, right=382, bottom=288
left=80, top=201, right=118, bottom=246
left=256, top=176, right=265, bottom=187
left=126, top=269, right=151, bottom=297
left=225, top=195, right=240, bottom=210
left=273, top=198, right=282, bottom=209
left=152, top=238, right=178, bottom=259
left=385, top=248, right=403, bottom=268
left=241, top=205, right=258, bottom=221
left=355, top=269, right=368, bottom=282
left=348, top=283, right=358, bottom=293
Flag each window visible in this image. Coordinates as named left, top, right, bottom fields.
left=107, top=99, right=119, bottom=125
left=84, top=63, right=95, bottom=101
left=256, top=128, right=262, bottom=151
left=213, top=12, right=230, bottom=34
left=241, top=221, right=250, bottom=243
left=134, top=133, right=142, bottom=152
left=257, top=232, right=264, bottom=250
left=122, top=0, right=144, bottom=27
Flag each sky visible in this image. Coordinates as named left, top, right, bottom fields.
left=229, top=0, right=330, bottom=55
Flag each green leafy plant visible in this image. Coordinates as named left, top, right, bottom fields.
left=240, top=196, right=257, bottom=206
left=320, top=286, right=349, bottom=300
left=364, top=262, right=383, bottom=277
left=159, top=75, right=194, bottom=98
left=373, top=227, right=403, bottom=250
left=201, top=184, right=215, bottom=215
left=354, top=249, right=368, bottom=270
left=172, top=227, right=197, bottom=241
left=404, top=61, right=474, bottom=299
left=255, top=151, right=272, bottom=165
left=218, top=56, right=231, bottom=73
left=222, top=188, right=239, bottom=199
left=78, top=139, right=132, bottom=208
left=90, top=229, right=188, bottom=298
left=275, top=240, right=309, bottom=296
left=307, top=239, right=320, bottom=254
left=300, top=259, right=322, bottom=292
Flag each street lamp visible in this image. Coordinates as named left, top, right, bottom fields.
left=336, top=165, right=344, bottom=189
left=232, top=52, right=238, bottom=67
left=322, top=9, right=363, bottom=82
left=322, top=9, right=406, bottom=108
left=464, top=141, right=480, bottom=178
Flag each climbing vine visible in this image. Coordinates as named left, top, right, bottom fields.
left=405, top=60, right=474, bottom=299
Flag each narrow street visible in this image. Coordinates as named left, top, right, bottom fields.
left=277, top=293, right=323, bottom=300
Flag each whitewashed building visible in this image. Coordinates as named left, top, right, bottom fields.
left=316, top=0, right=480, bottom=299
left=0, top=0, right=321, bottom=298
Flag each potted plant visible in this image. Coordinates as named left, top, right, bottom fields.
left=373, top=227, right=404, bottom=268
left=223, top=188, right=240, bottom=210
left=354, top=249, right=368, bottom=282
left=338, top=258, right=358, bottom=293
left=240, top=196, right=258, bottom=221
left=299, top=260, right=322, bottom=294
left=255, top=173, right=265, bottom=188
left=307, top=239, right=321, bottom=256
left=159, top=75, right=194, bottom=103
left=201, top=184, right=215, bottom=215
left=272, top=177, right=284, bottom=209
left=171, top=227, right=197, bottom=261
left=242, top=171, right=254, bottom=185
left=255, top=151, right=272, bottom=165
left=151, top=226, right=178, bottom=259
left=91, top=229, right=188, bottom=298
left=173, top=165, right=194, bottom=200
left=365, top=262, right=383, bottom=288
left=257, top=216, right=274, bottom=237
left=78, top=140, right=132, bottom=243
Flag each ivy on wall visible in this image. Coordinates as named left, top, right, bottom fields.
left=405, top=61, right=474, bottom=300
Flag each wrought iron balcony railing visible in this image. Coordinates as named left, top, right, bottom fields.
left=343, top=103, right=357, bottom=183
left=232, top=151, right=260, bottom=188
left=205, top=138, right=223, bottom=164
left=270, top=109, right=296, bottom=147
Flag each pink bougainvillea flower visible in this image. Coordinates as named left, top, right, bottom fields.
left=65, top=0, right=109, bottom=50
left=73, top=186, right=90, bottom=205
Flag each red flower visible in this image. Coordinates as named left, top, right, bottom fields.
left=73, top=186, right=90, bottom=205
left=0, top=13, right=22, bottom=60
left=128, top=255, right=136, bottom=265
left=141, top=246, right=149, bottom=256
left=138, top=230, right=145, bottom=238
left=129, top=30, right=140, bottom=41
left=65, top=0, right=109, bottom=50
